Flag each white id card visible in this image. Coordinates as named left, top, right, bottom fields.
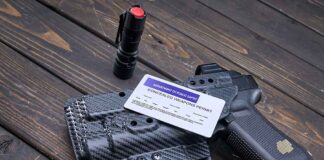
left=124, top=74, right=225, bottom=137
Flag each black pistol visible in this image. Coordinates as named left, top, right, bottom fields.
left=64, top=63, right=312, bottom=160
left=185, top=63, right=313, bottom=160
left=113, top=5, right=146, bottom=79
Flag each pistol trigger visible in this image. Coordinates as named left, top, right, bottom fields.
left=115, top=12, right=126, bottom=45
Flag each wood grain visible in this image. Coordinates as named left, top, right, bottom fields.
left=15, top=0, right=324, bottom=159
left=0, top=42, right=82, bottom=159
left=0, top=0, right=162, bottom=95
left=0, top=126, right=48, bottom=160
left=260, top=0, right=324, bottom=36
left=198, top=0, right=324, bottom=71
left=139, top=0, right=324, bottom=115
left=39, top=0, right=324, bottom=116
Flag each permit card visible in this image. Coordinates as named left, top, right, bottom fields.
left=124, top=74, right=225, bottom=137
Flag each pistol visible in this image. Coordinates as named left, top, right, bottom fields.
left=64, top=63, right=312, bottom=160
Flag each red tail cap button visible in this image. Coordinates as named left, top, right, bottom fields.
left=130, top=7, right=145, bottom=18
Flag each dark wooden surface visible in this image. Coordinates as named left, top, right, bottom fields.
left=39, top=0, right=324, bottom=115
left=0, top=126, right=48, bottom=160
left=260, top=0, right=324, bottom=36
left=0, top=0, right=323, bottom=159
left=199, top=0, right=324, bottom=71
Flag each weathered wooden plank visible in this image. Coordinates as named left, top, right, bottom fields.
left=0, top=126, right=48, bottom=160
left=39, top=0, right=324, bottom=116
left=198, top=0, right=324, bottom=71
left=30, top=0, right=324, bottom=159
left=260, top=0, right=324, bottom=36
left=0, top=42, right=82, bottom=159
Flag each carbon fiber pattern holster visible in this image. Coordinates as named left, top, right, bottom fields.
left=65, top=90, right=211, bottom=160
left=64, top=69, right=239, bottom=160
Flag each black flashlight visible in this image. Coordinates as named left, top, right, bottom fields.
left=113, top=5, right=146, bottom=79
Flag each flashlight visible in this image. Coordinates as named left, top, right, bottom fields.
left=113, top=5, right=146, bottom=79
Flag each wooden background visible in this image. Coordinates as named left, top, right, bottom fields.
left=0, top=0, right=323, bottom=159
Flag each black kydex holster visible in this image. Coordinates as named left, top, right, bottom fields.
left=64, top=63, right=312, bottom=160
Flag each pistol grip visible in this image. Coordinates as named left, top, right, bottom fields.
left=226, top=108, right=312, bottom=160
